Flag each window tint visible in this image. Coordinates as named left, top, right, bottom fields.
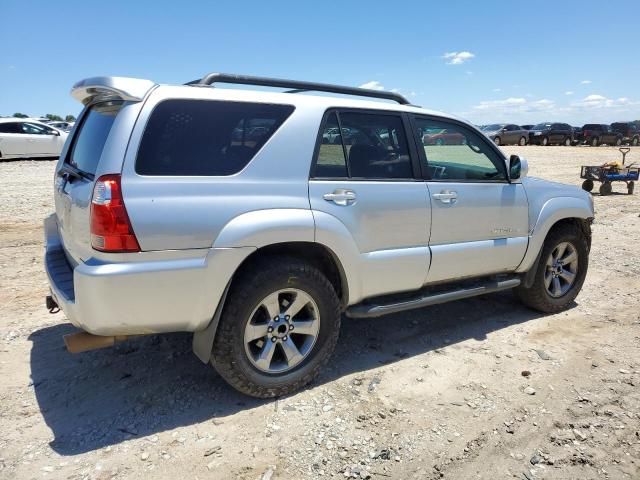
left=136, top=99, right=294, bottom=176
left=416, top=117, right=506, bottom=181
left=0, top=122, right=21, bottom=134
left=69, top=101, right=123, bottom=175
left=22, top=123, right=49, bottom=134
left=315, top=112, right=348, bottom=178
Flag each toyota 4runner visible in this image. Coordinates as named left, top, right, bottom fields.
left=45, top=74, right=594, bottom=398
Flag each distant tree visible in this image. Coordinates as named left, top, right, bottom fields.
left=13, top=112, right=29, bottom=118
left=65, top=114, right=76, bottom=122
left=45, top=114, right=63, bottom=121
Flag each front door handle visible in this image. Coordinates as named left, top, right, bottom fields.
left=432, top=190, right=458, bottom=204
left=323, top=189, right=357, bottom=206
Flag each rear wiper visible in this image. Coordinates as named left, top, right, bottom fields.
left=59, top=163, right=94, bottom=181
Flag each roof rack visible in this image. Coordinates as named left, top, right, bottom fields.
left=185, top=73, right=411, bottom=105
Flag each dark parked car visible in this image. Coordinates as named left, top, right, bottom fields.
left=580, top=124, right=623, bottom=146
left=572, top=126, right=583, bottom=146
left=480, top=124, right=528, bottom=146
left=611, top=122, right=640, bottom=146
left=528, top=122, right=573, bottom=146
left=521, top=124, right=534, bottom=131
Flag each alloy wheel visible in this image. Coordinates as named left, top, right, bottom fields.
left=544, top=242, right=579, bottom=298
left=243, top=288, right=320, bottom=374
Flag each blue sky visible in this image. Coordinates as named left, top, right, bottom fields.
left=1, top=0, right=639, bottom=125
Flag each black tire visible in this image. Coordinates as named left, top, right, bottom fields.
left=632, top=137, right=639, bottom=147
left=615, top=137, right=622, bottom=146
left=322, top=138, right=329, bottom=144
left=599, top=182, right=612, bottom=196
left=514, top=224, right=589, bottom=313
left=581, top=179, right=594, bottom=192
left=628, top=181, right=635, bottom=195
left=541, top=136, right=549, bottom=146
left=436, top=138, right=444, bottom=146
left=519, top=136, right=527, bottom=146
left=494, top=137, right=501, bottom=146
left=591, top=137, right=599, bottom=147
left=211, top=256, right=341, bottom=398
left=564, top=137, right=571, bottom=146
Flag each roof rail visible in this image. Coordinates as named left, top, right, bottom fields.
left=185, top=73, right=411, bottom=105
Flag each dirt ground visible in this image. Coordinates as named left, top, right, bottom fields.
left=0, top=146, right=638, bottom=480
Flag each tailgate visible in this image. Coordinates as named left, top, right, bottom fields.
left=54, top=101, right=125, bottom=265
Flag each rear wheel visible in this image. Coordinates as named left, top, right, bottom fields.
left=519, top=136, right=527, bottom=146
left=615, top=137, right=622, bottom=146
left=581, top=179, right=594, bottom=192
left=599, top=182, right=612, bottom=196
left=541, top=136, right=549, bottom=146
left=211, top=257, right=341, bottom=398
left=591, top=137, right=599, bottom=147
left=628, top=182, right=635, bottom=195
left=564, top=137, right=571, bottom=146
left=436, top=138, right=444, bottom=146
left=515, top=224, right=588, bottom=313
left=494, top=137, right=501, bottom=146
left=632, top=137, right=639, bottom=146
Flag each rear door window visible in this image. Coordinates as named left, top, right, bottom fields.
left=68, top=101, right=123, bottom=175
left=0, top=123, right=22, bottom=133
left=136, top=99, right=294, bottom=176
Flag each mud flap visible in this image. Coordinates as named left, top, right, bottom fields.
left=192, top=282, right=230, bottom=364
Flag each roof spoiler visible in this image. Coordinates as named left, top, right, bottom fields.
left=71, top=77, right=157, bottom=105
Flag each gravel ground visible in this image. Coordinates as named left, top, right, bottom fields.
left=0, top=146, right=639, bottom=480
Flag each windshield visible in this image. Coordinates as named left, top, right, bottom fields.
left=532, top=123, right=551, bottom=130
left=481, top=124, right=503, bottom=131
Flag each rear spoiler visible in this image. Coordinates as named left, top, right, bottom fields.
left=71, top=76, right=157, bottom=105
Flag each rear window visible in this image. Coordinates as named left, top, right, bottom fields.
left=68, top=101, right=123, bottom=175
left=583, top=124, right=601, bottom=130
left=135, top=99, right=294, bottom=176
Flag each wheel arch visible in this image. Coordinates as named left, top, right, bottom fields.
left=516, top=197, right=593, bottom=274
left=193, top=240, right=350, bottom=364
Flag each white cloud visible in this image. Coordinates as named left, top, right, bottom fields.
left=465, top=92, right=639, bottom=125
left=358, top=81, right=384, bottom=91
left=573, top=94, right=635, bottom=109
left=580, top=80, right=592, bottom=85
left=565, top=91, right=574, bottom=95
left=443, top=51, right=475, bottom=65
left=492, top=88, right=502, bottom=92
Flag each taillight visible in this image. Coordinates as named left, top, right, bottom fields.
left=90, top=174, right=140, bottom=252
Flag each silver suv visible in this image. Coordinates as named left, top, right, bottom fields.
left=45, top=74, right=594, bottom=398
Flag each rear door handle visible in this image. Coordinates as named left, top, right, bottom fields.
left=323, top=189, right=357, bottom=206
left=432, top=191, right=458, bottom=204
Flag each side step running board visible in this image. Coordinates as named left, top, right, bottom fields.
left=346, top=277, right=521, bottom=319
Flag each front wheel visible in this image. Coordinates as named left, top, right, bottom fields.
left=581, top=179, right=594, bottom=192
left=493, top=136, right=501, bottom=146
left=591, top=137, right=599, bottom=147
left=519, top=136, right=527, bottom=146
left=211, top=257, right=341, bottom=398
left=515, top=224, right=589, bottom=313
left=615, top=137, right=622, bottom=146
left=564, top=137, right=571, bottom=146
left=628, top=181, right=635, bottom=195
left=632, top=137, right=639, bottom=146
left=541, top=136, right=549, bottom=146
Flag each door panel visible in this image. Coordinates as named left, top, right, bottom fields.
left=427, top=182, right=529, bottom=282
left=414, top=115, right=529, bottom=284
left=309, top=180, right=431, bottom=298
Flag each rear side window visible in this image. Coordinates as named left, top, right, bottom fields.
left=0, top=123, right=21, bottom=133
left=136, top=99, right=294, bottom=176
left=313, top=110, right=413, bottom=180
left=69, top=101, right=123, bottom=175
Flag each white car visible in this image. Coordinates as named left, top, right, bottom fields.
left=47, top=121, right=75, bottom=132
left=0, top=118, right=68, bottom=160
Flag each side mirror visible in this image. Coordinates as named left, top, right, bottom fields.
left=509, top=154, right=528, bottom=181
left=49, top=130, right=60, bottom=136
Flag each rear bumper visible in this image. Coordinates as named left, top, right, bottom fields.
left=44, top=214, right=254, bottom=336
